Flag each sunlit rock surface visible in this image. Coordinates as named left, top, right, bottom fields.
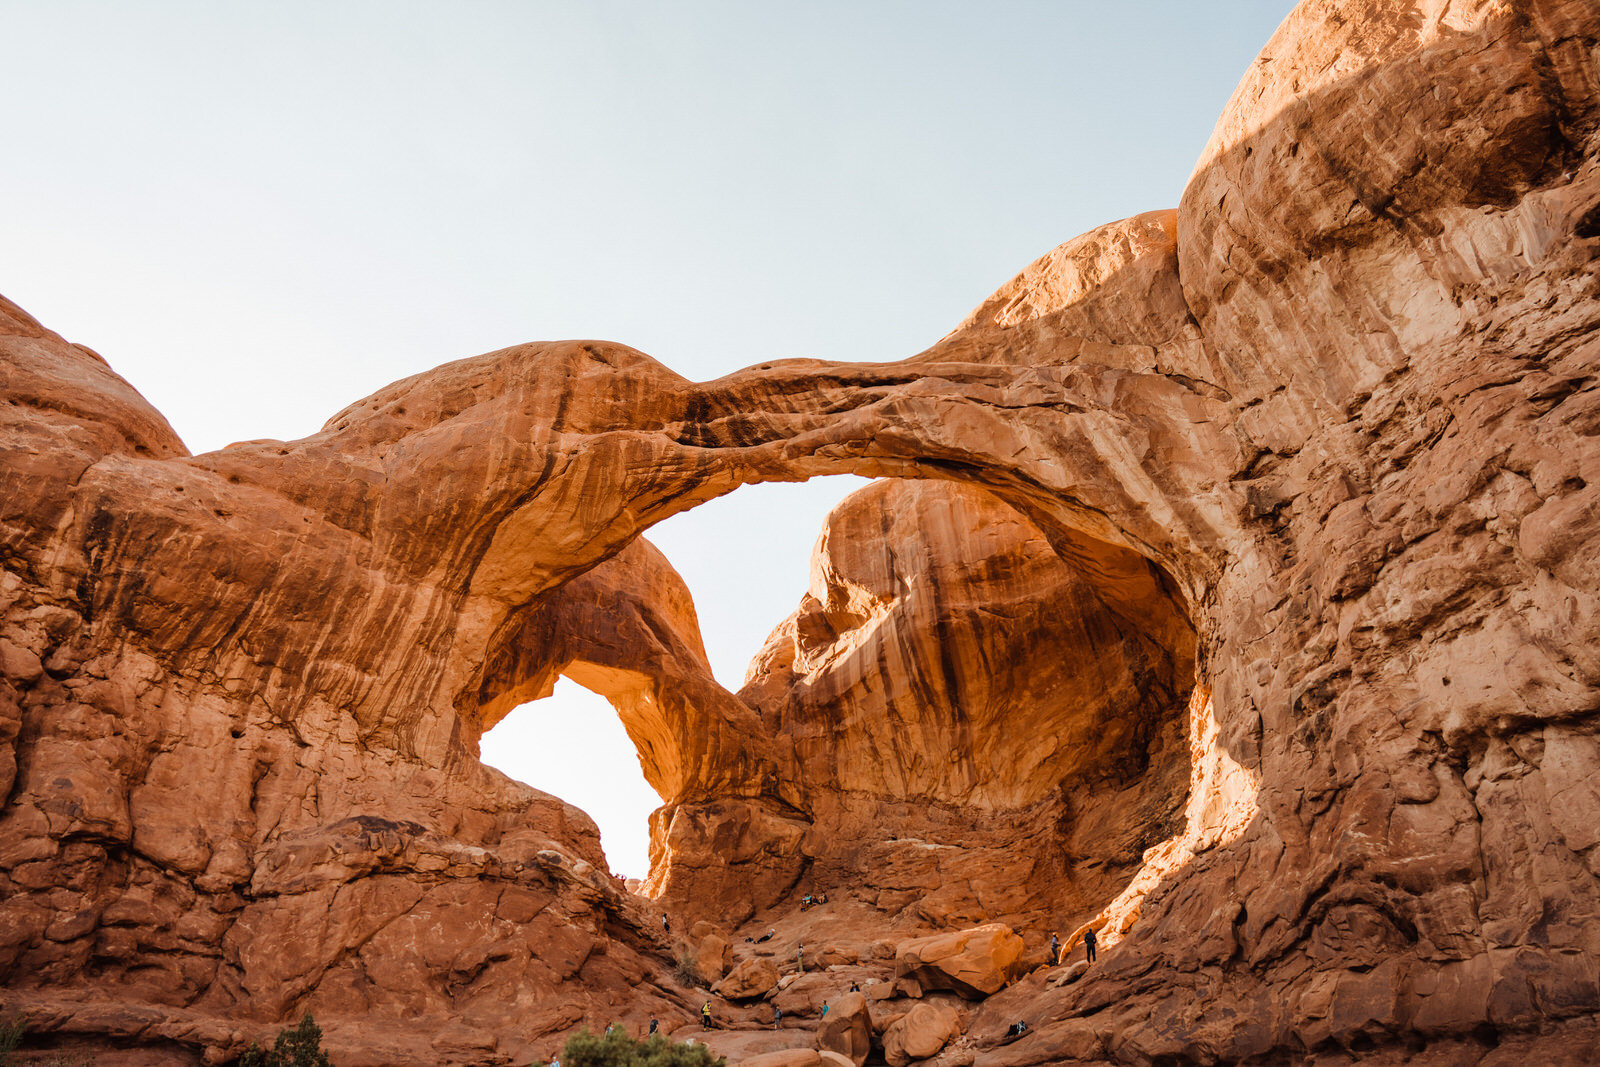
left=3, top=0, right=1600, bottom=1062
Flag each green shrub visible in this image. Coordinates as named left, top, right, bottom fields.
left=0, top=1019, right=94, bottom=1066
left=0, top=1017, right=23, bottom=1067
left=559, top=1027, right=723, bottom=1067
left=238, top=1014, right=332, bottom=1067
left=672, top=953, right=700, bottom=987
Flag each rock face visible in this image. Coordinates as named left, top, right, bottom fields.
left=2, top=0, right=1600, bottom=1064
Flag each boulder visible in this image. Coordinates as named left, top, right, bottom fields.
left=817, top=944, right=860, bottom=968
left=714, top=956, right=780, bottom=1000
left=816, top=992, right=873, bottom=1066
left=773, top=974, right=836, bottom=1018
left=894, top=925, right=1025, bottom=999
left=883, top=1002, right=962, bottom=1067
left=694, top=931, right=733, bottom=984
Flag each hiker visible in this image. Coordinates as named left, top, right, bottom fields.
left=648, top=1017, right=658, bottom=1036
left=849, top=981, right=860, bottom=993
left=701, top=1002, right=714, bottom=1030
left=796, top=943, right=804, bottom=971
left=755, top=929, right=774, bottom=943
left=1084, top=926, right=1098, bottom=964
left=773, top=1006, right=783, bottom=1030
left=820, top=1002, right=830, bottom=1019
left=1049, top=932, right=1059, bottom=964
left=662, top=915, right=671, bottom=934
left=1005, top=1020, right=1029, bottom=1038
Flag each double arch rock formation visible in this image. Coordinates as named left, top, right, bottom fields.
left=2, top=0, right=1600, bottom=1062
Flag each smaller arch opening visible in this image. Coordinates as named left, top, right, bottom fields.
left=478, top=676, right=662, bottom=881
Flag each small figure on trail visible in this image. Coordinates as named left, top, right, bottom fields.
left=701, top=1002, right=714, bottom=1030
left=648, top=1017, right=659, bottom=1036
left=1005, top=1020, right=1029, bottom=1038
left=1084, top=926, right=1098, bottom=964
left=796, top=943, right=804, bottom=971
left=817, top=892, right=828, bottom=904
left=662, top=915, right=671, bottom=934
left=850, top=981, right=860, bottom=993
left=755, top=929, right=775, bottom=943
left=1049, top=932, right=1059, bottom=964
left=773, top=1006, right=783, bottom=1030
left=820, top=1002, right=830, bottom=1019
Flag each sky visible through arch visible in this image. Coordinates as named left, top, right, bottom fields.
left=3, top=0, right=1299, bottom=879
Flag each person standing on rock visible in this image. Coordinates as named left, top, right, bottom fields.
left=662, top=915, right=670, bottom=935
left=1049, top=932, right=1059, bottom=964
left=773, top=1006, right=782, bottom=1030
left=1084, top=926, right=1098, bottom=964
left=648, top=1017, right=658, bottom=1037
left=701, top=1002, right=713, bottom=1030
left=796, top=942, right=804, bottom=972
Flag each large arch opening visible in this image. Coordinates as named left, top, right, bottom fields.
left=463, top=462, right=1235, bottom=958
left=404, top=329, right=1259, bottom=965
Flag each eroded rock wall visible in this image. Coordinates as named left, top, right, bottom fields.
left=0, top=300, right=703, bottom=1063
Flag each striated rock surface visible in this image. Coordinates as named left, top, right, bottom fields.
left=741, top=478, right=1192, bottom=813
left=2, top=0, right=1599, bottom=1063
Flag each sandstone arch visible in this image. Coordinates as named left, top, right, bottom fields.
left=3, top=0, right=1599, bottom=1061
left=463, top=469, right=1214, bottom=934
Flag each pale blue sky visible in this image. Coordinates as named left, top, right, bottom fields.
left=3, top=0, right=1297, bottom=878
